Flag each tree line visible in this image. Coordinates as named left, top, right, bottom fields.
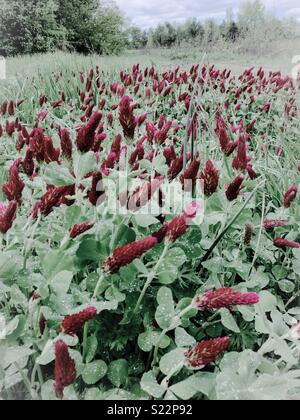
left=0, top=0, right=299, bottom=57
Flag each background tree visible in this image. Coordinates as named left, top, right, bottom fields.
left=0, top=0, right=63, bottom=56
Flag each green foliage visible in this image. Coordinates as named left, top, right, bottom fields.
left=0, top=0, right=63, bottom=56
left=0, top=0, right=126, bottom=56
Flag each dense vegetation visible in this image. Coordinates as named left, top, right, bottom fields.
left=0, top=0, right=299, bottom=57
left=0, top=56, right=300, bottom=400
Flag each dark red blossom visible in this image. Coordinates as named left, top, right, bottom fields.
left=88, top=171, right=104, bottom=206
left=119, top=96, right=137, bottom=139
left=274, top=238, right=300, bottom=249
left=263, top=220, right=288, bottom=231
left=54, top=340, right=76, bottom=399
left=163, top=202, right=200, bottom=242
left=284, top=185, right=298, bottom=208
left=29, top=128, right=46, bottom=161
left=103, top=236, right=158, bottom=274
left=76, top=111, right=102, bottom=153
left=22, top=149, right=35, bottom=176
left=0, top=201, right=17, bottom=234
left=1, top=100, right=8, bottom=115
left=5, top=120, right=15, bottom=136
left=196, top=288, right=259, bottom=311
left=32, top=185, right=75, bottom=218
left=60, top=128, right=72, bottom=160
left=226, top=174, right=244, bottom=201
left=2, top=160, right=25, bottom=203
left=180, top=154, right=200, bottom=190
left=200, top=160, right=219, bottom=196
left=44, top=137, right=60, bottom=164
left=232, top=135, right=248, bottom=170
left=60, top=307, right=97, bottom=336
left=8, top=100, right=15, bottom=116
left=185, top=337, right=229, bottom=368
left=69, top=222, right=94, bottom=239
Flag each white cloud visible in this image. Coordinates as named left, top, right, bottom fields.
left=115, top=0, right=300, bottom=28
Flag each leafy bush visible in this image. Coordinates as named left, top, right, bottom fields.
left=0, top=0, right=126, bottom=56
left=0, top=60, right=300, bottom=400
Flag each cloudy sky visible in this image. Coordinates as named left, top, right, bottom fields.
left=114, top=0, right=300, bottom=29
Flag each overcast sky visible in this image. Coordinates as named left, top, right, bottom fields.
left=114, top=0, right=300, bottom=29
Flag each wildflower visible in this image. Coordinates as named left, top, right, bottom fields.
left=54, top=340, right=76, bottom=399
left=154, top=121, right=173, bottom=145
left=246, top=164, right=257, bottom=180
left=244, top=223, right=254, bottom=245
left=32, top=185, right=74, bottom=218
left=163, top=145, right=176, bottom=166
left=0, top=124, right=3, bottom=137
left=127, top=177, right=163, bottom=211
left=232, top=135, right=248, bottom=170
left=168, top=155, right=184, bottom=180
left=44, top=137, right=60, bottom=164
left=274, top=238, right=300, bottom=249
left=200, top=160, right=219, bottom=196
left=284, top=185, right=298, bottom=208
left=103, top=236, right=158, bottom=274
left=22, top=149, right=35, bottom=176
left=1, top=100, right=8, bottom=115
left=8, top=100, right=15, bottom=116
left=60, top=307, right=97, bottom=336
left=263, top=220, right=288, bottom=231
left=119, top=96, right=136, bottom=139
left=5, top=121, right=15, bottom=136
left=180, top=154, right=200, bottom=190
left=163, top=202, right=200, bottom=242
left=69, top=222, right=94, bottom=239
left=226, top=174, right=244, bottom=201
left=88, top=172, right=104, bottom=206
left=196, top=288, right=259, bottom=311
left=60, top=128, right=72, bottom=160
left=29, top=128, right=46, bottom=161
left=76, top=111, right=102, bottom=153
left=0, top=201, right=17, bottom=234
left=2, top=160, right=25, bottom=203
left=185, top=337, right=229, bottom=368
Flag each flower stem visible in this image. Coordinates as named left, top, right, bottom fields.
left=93, top=272, right=105, bottom=299
left=134, top=241, right=170, bottom=314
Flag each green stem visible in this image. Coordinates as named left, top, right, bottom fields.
left=83, top=323, right=89, bottom=362
left=249, top=188, right=266, bottom=275
left=93, top=272, right=105, bottom=299
left=197, top=180, right=265, bottom=270
left=134, top=241, right=170, bottom=314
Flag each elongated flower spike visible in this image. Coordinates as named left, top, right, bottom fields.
left=284, top=185, right=298, bottom=208
left=22, top=149, right=35, bottom=176
left=0, top=201, right=17, bottom=234
left=60, top=307, right=97, bottom=336
left=54, top=340, right=76, bottom=399
left=185, top=337, right=229, bottom=368
left=180, top=154, right=201, bottom=189
left=2, top=160, right=25, bottom=203
left=76, top=110, right=102, bottom=153
left=69, top=222, right=94, bottom=239
left=226, top=174, right=244, bottom=201
left=103, top=236, right=158, bottom=274
left=60, top=128, right=73, bottom=160
left=200, top=160, right=219, bottom=196
left=263, top=220, right=288, bottom=231
left=196, top=288, right=259, bottom=311
left=274, top=238, right=300, bottom=249
left=119, top=95, right=137, bottom=139
left=163, top=202, right=200, bottom=242
left=232, top=134, right=248, bottom=170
